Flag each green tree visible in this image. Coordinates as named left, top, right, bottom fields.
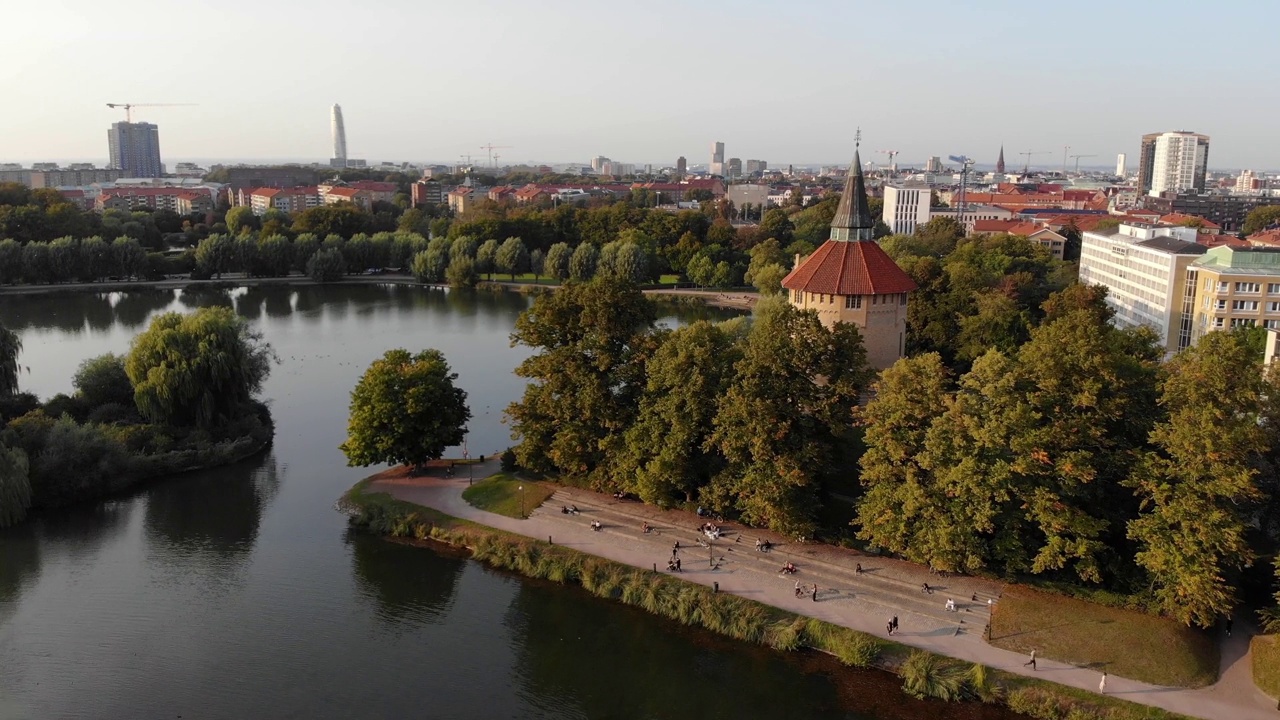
left=1243, top=205, right=1280, bottom=236
left=25, top=416, right=130, bottom=508
left=292, top=233, right=321, bottom=273
left=195, top=234, right=234, bottom=279
left=569, top=242, right=598, bottom=281
left=496, top=236, right=530, bottom=280
left=0, top=444, right=30, bottom=529
left=955, top=290, right=1031, bottom=363
left=72, top=353, right=133, bottom=409
left=686, top=253, right=715, bottom=287
left=706, top=298, right=871, bottom=536
left=0, top=323, right=20, bottom=396
left=292, top=203, right=370, bottom=238
left=449, top=235, right=479, bottom=261
left=110, top=237, right=147, bottom=279
left=340, top=349, right=471, bottom=471
left=0, top=239, right=22, bottom=284
left=125, top=307, right=275, bottom=428
left=758, top=208, right=794, bottom=245
left=225, top=206, right=259, bottom=235
left=615, top=320, right=742, bottom=504
left=506, top=278, right=656, bottom=480
left=475, top=238, right=499, bottom=280
left=1127, top=330, right=1271, bottom=626
left=749, top=263, right=787, bottom=295
left=445, top=255, right=478, bottom=288
left=48, top=236, right=81, bottom=282
left=855, top=353, right=958, bottom=567
left=1260, top=557, right=1280, bottom=633
left=529, top=248, right=546, bottom=281
left=257, top=234, right=293, bottom=276
left=78, top=236, right=110, bottom=281
left=307, top=248, right=346, bottom=282
left=21, top=242, right=52, bottom=283
left=545, top=242, right=572, bottom=280
left=397, top=207, right=432, bottom=236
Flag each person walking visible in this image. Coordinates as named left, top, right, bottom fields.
left=794, top=580, right=802, bottom=598
left=891, top=615, right=898, bottom=633
left=1024, top=649, right=1036, bottom=670
left=886, top=621, right=893, bottom=636
left=811, top=584, right=818, bottom=602
left=1099, top=672, right=1107, bottom=693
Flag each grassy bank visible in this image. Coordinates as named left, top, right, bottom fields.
left=990, top=587, right=1218, bottom=688
left=1253, top=634, right=1280, bottom=698
left=460, top=472, right=556, bottom=518
left=341, top=475, right=1195, bottom=720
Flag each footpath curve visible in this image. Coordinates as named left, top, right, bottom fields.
left=369, top=469, right=1274, bottom=720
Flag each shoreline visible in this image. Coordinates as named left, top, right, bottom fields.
left=341, top=466, right=1209, bottom=720
left=0, top=274, right=758, bottom=310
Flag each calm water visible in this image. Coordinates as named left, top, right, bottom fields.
left=0, top=284, right=1021, bottom=720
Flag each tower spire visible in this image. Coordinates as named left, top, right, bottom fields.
left=830, top=128, right=874, bottom=241
left=996, top=144, right=1006, bottom=174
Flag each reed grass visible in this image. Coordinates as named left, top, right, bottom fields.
left=342, top=478, right=1195, bottom=720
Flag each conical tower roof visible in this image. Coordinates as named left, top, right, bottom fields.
left=997, top=145, right=1006, bottom=174
left=830, top=148, right=874, bottom=241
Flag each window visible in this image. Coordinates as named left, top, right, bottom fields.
left=1267, top=320, right=1280, bottom=329
left=1269, top=302, right=1280, bottom=313
left=845, top=295, right=862, bottom=309
left=1217, top=282, right=1230, bottom=293
left=872, top=295, right=879, bottom=305
left=1231, top=318, right=1257, bottom=329
left=1236, top=282, right=1261, bottom=293
left=1215, top=300, right=1226, bottom=310
left=899, top=293, right=908, bottom=306
left=1213, top=318, right=1225, bottom=328
left=1233, top=300, right=1259, bottom=311
left=1269, top=283, right=1280, bottom=294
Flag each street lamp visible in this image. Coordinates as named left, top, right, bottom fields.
left=519, top=485, right=525, bottom=519
left=463, top=435, right=472, bottom=486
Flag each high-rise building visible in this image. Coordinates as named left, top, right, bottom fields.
left=1116, top=153, right=1127, bottom=177
left=675, top=156, right=687, bottom=178
left=591, top=156, right=610, bottom=173
left=745, top=159, right=767, bottom=175
left=107, top=122, right=163, bottom=178
left=782, top=139, right=917, bottom=370
left=882, top=184, right=932, bottom=235
left=331, top=104, right=348, bottom=167
left=710, top=141, right=725, bottom=176
left=727, top=158, right=742, bottom=178
left=925, top=156, right=942, bottom=173
left=1236, top=170, right=1261, bottom=193
left=996, top=146, right=1005, bottom=174
left=1138, top=131, right=1209, bottom=196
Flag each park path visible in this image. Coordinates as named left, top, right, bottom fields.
left=368, top=469, right=1276, bottom=720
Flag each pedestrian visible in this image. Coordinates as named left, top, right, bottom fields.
left=675, top=557, right=681, bottom=571
left=921, top=582, right=931, bottom=594
left=887, top=621, right=893, bottom=636
left=891, top=615, right=898, bottom=632
left=1099, top=672, right=1107, bottom=693
left=1024, top=649, right=1036, bottom=670
left=812, top=584, right=818, bottom=602
left=855, top=563, right=862, bottom=575
left=1225, top=616, right=1234, bottom=637
left=794, top=580, right=801, bottom=598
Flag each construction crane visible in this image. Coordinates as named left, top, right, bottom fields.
left=877, top=150, right=899, bottom=172
left=105, top=102, right=196, bottom=122
left=1018, top=150, right=1051, bottom=174
left=479, top=143, right=512, bottom=167
left=1069, top=154, right=1097, bottom=173
left=948, top=155, right=975, bottom=228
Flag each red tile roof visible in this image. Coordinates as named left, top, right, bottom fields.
left=326, top=187, right=363, bottom=198
left=1199, top=233, right=1250, bottom=249
left=1160, top=212, right=1220, bottom=230
left=972, top=219, right=1021, bottom=233
left=1247, top=229, right=1280, bottom=247
left=782, top=240, right=917, bottom=296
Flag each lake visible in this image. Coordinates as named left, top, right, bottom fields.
left=0, top=284, right=1021, bottom=719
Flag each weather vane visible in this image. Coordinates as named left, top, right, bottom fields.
left=855, top=127, right=861, bottom=148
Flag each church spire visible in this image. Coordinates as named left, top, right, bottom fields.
left=996, top=145, right=1006, bottom=174
left=830, top=128, right=875, bottom=242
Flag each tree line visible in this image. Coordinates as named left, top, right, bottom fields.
left=0, top=308, right=275, bottom=528
left=501, top=277, right=1280, bottom=628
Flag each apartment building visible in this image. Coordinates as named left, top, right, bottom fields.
left=882, top=184, right=931, bottom=234
left=1188, top=246, right=1280, bottom=339
left=1079, top=222, right=1206, bottom=355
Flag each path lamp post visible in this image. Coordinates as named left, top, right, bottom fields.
left=519, top=485, right=525, bottom=519
left=463, top=436, right=472, bottom=486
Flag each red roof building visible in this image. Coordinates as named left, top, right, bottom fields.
left=782, top=144, right=916, bottom=370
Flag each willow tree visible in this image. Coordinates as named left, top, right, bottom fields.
left=0, top=445, right=30, bottom=529
left=125, top=307, right=274, bottom=428
left=0, top=323, right=19, bottom=396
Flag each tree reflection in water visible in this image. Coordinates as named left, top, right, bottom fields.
left=346, top=531, right=464, bottom=626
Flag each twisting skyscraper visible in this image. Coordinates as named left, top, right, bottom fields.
left=331, top=104, right=348, bottom=167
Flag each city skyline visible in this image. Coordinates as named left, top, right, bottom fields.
left=2, top=0, right=1278, bottom=169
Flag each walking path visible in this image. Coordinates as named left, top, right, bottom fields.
left=368, top=469, right=1275, bottom=720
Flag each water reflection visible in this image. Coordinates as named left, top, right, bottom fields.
left=142, top=451, right=280, bottom=589
left=111, top=288, right=179, bottom=328
left=346, top=531, right=463, bottom=624
left=177, top=286, right=235, bottom=310
left=0, top=525, right=42, bottom=607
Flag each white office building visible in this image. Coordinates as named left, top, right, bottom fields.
left=1147, top=131, right=1210, bottom=196
left=1116, top=153, right=1126, bottom=177
left=882, top=184, right=931, bottom=235
left=1078, top=222, right=1206, bottom=355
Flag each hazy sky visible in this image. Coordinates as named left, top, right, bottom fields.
left=2, top=0, right=1276, bottom=169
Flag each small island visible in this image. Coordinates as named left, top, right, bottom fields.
left=0, top=306, right=275, bottom=528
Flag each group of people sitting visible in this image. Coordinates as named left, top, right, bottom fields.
left=779, top=561, right=798, bottom=575
left=641, top=522, right=652, bottom=534
left=560, top=505, right=580, bottom=515
left=754, top=539, right=773, bottom=552
left=700, top=522, right=722, bottom=539
left=590, top=520, right=603, bottom=532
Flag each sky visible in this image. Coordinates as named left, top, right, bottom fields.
left=1, top=0, right=1277, bottom=170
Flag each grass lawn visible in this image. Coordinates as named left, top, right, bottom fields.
left=460, top=472, right=556, bottom=519
left=1254, top=635, right=1280, bottom=698
left=989, top=586, right=1218, bottom=688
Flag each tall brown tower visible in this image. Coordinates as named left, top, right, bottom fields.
left=996, top=145, right=1006, bottom=174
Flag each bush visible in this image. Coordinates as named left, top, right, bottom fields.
left=307, top=248, right=346, bottom=282
left=27, top=417, right=131, bottom=508
left=87, top=402, right=138, bottom=425
left=42, top=393, right=89, bottom=423
left=0, top=444, right=31, bottom=529
left=900, top=651, right=967, bottom=701
left=500, top=447, right=518, bottom=472
left=0, top=392, right=40, bottom=424
left=446, top=255, right=478, bottom=288
left=73, top=353, right=134, bottom=409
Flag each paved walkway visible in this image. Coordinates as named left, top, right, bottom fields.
left=368, top=470, right=1276, bottom=720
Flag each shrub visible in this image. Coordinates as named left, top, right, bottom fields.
left=307, top=248, right=346, bottom=282
left=42, top=393, right=90, bottom=423
left=87, top=402, right=138, bottom=425
left=27, top=417, right=131, bottom=508
left=900, top=651, right=967, bottom=701
left=500, top=447, right=518, bottom=472
left=73, top=353, right=134, bottom=409
left=0, top=445, right=31, bottom=529
left=0, top=392, right=40, bottom=424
